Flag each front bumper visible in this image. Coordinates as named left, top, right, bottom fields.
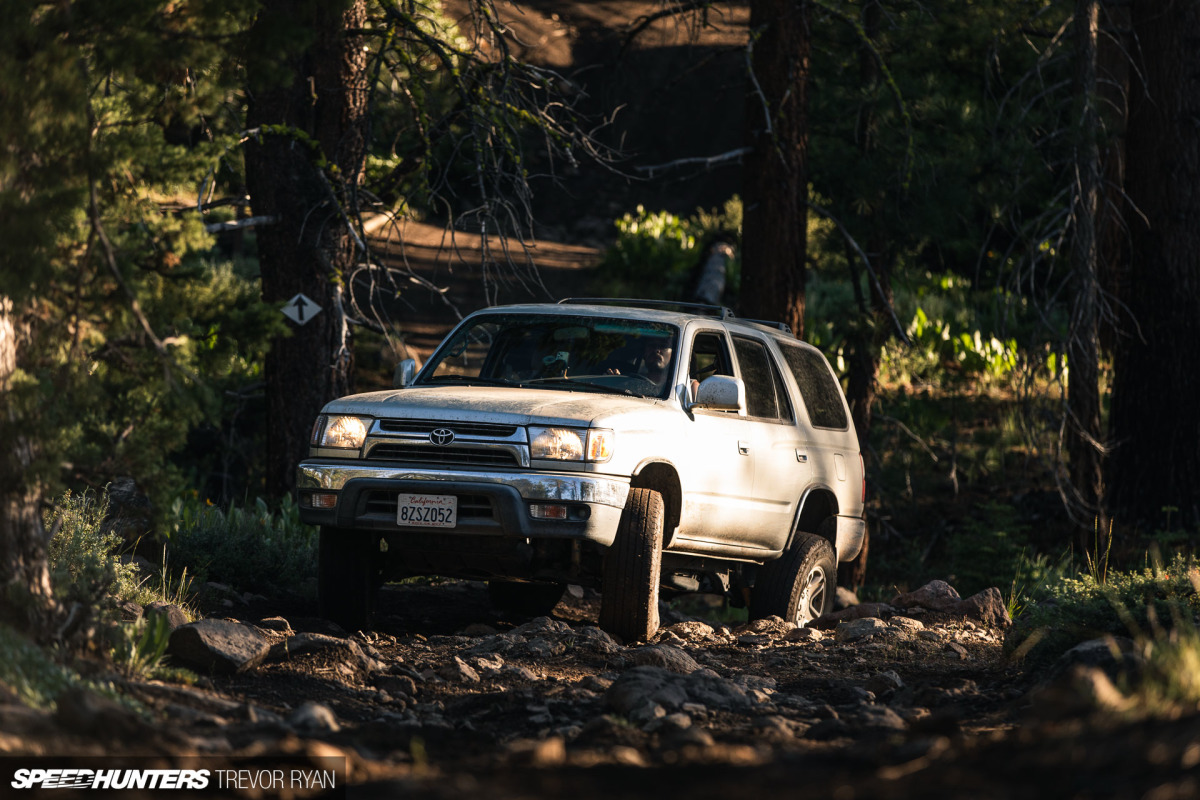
left=296, top=461, right=630, bottom=546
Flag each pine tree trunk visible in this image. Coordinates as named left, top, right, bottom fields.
left=1109, top=0, right=1200, bottom=528
left=838, top=2, right=884, bottom=592
left=1067, top=0, right=1105, bottom=535
left=741, top=0, right=809, bottom=338
left=244, top=0, right=369, bottom=499
left=0, top=299, right=56, bottom=633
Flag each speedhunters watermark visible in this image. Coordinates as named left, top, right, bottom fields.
left=11, top=770, right=211, bottom=791
left=3, top=757, right=345, bottom=797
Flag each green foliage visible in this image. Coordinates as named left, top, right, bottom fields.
left=882, top=305, right=1019, bottom=385
left=593, top=199, right=742, bottom=301
left=0, top=1, right=282, bottom=514
left=1135, top=622, right=1200, bottom=711
left=111, top=612, right=173, bottom=681
left=1007, top=555, right=1200, bottom=669
left=121, top=548, right=198, bottom=620
left=167, top=495, right=318, bottom=597
left=0, top=624, right=124, bottom=712
left=45, top=491, right=138, bottom=609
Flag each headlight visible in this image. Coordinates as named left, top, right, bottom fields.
left=312, top=414, right=371, bottom=449
left=529, top=426, right=614, bottom=462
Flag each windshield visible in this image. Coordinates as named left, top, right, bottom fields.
left=418, top=313, right=681, bottom=399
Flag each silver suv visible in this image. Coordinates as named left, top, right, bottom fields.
left=297, top=299, right=865, bottom=641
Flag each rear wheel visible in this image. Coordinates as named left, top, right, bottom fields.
left=599, top=487, right=664, bottom=643
left=318, top=527, right=380, bottom=631
left=487, top=580, right=566, bottom=616
left=750, top=532, right=836, bottom=626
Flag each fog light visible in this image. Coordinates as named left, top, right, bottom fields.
left=529, top=503, right=568, bottom=520
left=312, top=492, right=338, bottom=509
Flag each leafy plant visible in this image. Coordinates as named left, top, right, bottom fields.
left=1006, top=554, right=1200, bottom=669
left=167, top=494, right=318, bottom=597
left=111, top=612, right=173, bottom=680
left=592, top=199, right=743, bottom=302
left=0, top=624, right=125, bottom=712
left=45, top=490, right=138, bottom=610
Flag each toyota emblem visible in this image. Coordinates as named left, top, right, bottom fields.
left=429, top=428, right=455, bottom=446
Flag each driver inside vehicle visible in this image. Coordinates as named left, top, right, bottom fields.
left=640, top=337, right=673, bottom=388
left=605, top=336, right=676, bottom=392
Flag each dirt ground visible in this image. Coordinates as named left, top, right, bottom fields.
left=4, top=581, right=1199, bottom=799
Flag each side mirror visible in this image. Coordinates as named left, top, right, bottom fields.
left=393, top=358, right=417, bottom=388
left=690, top=375, right=746, bottom=415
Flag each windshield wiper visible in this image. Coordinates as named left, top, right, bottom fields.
left=523, top=377, right=636, bottom=396
left=422, top=375, right=516, bottom=388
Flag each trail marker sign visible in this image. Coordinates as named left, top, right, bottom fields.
left=282, top=293, right=322, bottom=326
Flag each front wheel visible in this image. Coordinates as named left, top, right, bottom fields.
left=318, top=527, right=380, bottom=632
left=598, top=487, right=663, bottom=643
left=750, top=532, right=836, bottom=626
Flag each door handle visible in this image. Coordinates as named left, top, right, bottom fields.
left=796, top=451, right=808, bottom=463
left=738, top=440, right=750, bottom=455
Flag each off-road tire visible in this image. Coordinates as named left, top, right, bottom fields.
left=750, top=532, right=837, bottom=626
left=318, top=527, right=379, bottom=632
left=598, top=487, right=663, bottom=643
left=487, top=580, right=566, bottom=616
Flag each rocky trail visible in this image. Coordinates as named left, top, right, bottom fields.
left=6, top=578, right=1197, bottom=799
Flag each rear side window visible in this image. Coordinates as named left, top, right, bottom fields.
left=732, top=336, right=791, bottom=422
left=777, top=341, right=848, bottom=429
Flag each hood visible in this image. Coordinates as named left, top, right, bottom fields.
left=321, top=385, right=657, bottom=427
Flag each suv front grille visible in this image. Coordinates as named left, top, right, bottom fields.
left=377, top=419, right=520, bottom=438
left=366, top=442, right=520, bottom=467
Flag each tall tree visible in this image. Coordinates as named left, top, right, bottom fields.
left=1108, top=0, right=1200, bottom=529
left=0, top=0, right=263, bottom=631
left=1065, top=0, right=1105, bottom=536
left=243, top=0, right=370, bottom=498
left=0, top=301, right=55, bottom=631
left=741, top=0, right=810, bottom=337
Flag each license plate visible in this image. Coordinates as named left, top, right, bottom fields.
left=395, top=493, right=457, bottom=528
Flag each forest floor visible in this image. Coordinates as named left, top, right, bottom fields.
left=4, top=581, right=1199, bottom=799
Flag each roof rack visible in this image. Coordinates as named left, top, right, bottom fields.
left=734, top=317, right=793, bottom=335
left=558, top=297, right=733, bottom=318
left=557, top=297, right=793, bottom=336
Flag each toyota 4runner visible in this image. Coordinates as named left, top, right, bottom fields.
left=297, top=299, right=866, bottom=641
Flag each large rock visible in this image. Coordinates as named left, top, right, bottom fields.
left=890, top=581, right=1011, bottom=628
left=268, top=633, right=382, bottom=673
left=606, top=666, right=756, bottom=716
left=168, top=619, right=270, bottom=675
left=660, top=621, right=716, bottom=642
left=288, top=701, right=340, bottom=734
left=892, top=580, right=961, bottom=611
left=834, top=617, right=888, bottom=643
left=734, top=616, right=796, bottom=637
left=144, top=602, right=188, bottom=630
left=952, top=587, right=1012, bottom=628
left=628, top=644, right=702, bottom=674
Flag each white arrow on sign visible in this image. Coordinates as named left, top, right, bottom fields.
left=282, top=293, right=322, bottom=326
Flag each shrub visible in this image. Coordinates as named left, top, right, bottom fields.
left=166, top=494, right=318, bottom=597
left=0, top=624, right=125, bottom=711
left=1006, top=554, right=1200, bottom=670
left=592, top=199, right=742, bottom=302
left=45, top=490, right=139, bottom=609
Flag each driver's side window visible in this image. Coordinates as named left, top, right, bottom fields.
left=689, top=331, right=735, bottom=394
